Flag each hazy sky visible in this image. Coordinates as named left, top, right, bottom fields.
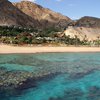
left=9, top=0, right=100, bottom=19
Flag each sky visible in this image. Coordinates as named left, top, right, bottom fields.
left=9, top=0, right=100, bottom=20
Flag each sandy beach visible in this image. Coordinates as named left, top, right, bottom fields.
left=0, top=44, right=100, bottom=54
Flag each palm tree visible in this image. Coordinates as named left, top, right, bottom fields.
left=74, top=35, right=78, bottom=46
left=97, top=36, right=100, bottom=47
left=83, top=35, right=88, bottom=45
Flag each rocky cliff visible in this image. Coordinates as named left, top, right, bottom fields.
left=13, top=1, right=71, bottom=29
left=64, top=16, right=100, bottom=40
left=0, top=0, right=40, bottom=28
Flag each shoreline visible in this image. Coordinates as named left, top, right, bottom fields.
left=0, top=44, right=100, bottom=54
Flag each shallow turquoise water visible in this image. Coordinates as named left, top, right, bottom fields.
left=0, top=53, right=100, bottom=100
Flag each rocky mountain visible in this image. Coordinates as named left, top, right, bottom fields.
left=0, top=0, right=40, bottom=28
left=64, top=16, right=100, bottom=40
left=1, top=0, right=100, bottom=40
left=13, top=1, right=71, bottom=29
left=75, top=16, right=100, bottom=28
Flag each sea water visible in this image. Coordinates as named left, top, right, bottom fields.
left=0, top=53, right=100, bottom=100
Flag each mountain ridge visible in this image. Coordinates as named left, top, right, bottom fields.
left=13, top=0, right=71, bottom=29
left=64, top=16, right=100, bottom=40
left=0, top=0, right=40, bottom=28
left=1, top=0, right=100, bottom=41
left=75, top=16, right=100, bottom=28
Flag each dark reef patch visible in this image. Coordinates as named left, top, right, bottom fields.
left=69, top=68, right=96, bottom=80
left=0, top=67, right=63, bottom=99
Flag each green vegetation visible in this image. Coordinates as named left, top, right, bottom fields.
left=0, top=26, right=38, bottom=36
left=0, top=26, right=100, bottom=46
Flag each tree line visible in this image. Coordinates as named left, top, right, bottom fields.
left=0, top=26, right=100, bottom=46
